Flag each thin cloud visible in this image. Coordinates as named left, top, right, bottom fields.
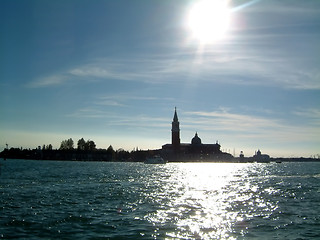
left=241, top=0, right=320, bottom=15
left=105, top=116, right=169, bottom=129
left=182, top=108, right=319, bottom=143
left=27, top=75, right=68, bottom=88
left=97, top=94, right=173, bottom=103
left=293, top=108, right=320, bottom=118
left=184, top=109, right=281, bottom=132
left=293, top=108, right=320, bottom=126
left=67, top=107, right=169, bottom=130
left=95, top=100, right=126, bottom=107
left=26, top=37, right=320, bottom=90
left=69, top=67, right=118, bottom=79
left=66, top=108, right=107, bottom=119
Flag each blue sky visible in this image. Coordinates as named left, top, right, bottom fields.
left=1, top=0, right=319, bottom=157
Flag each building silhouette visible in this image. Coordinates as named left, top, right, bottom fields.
left=162, top=108, right=229, bottom=161
left=252, top=149, right=270, bottom=162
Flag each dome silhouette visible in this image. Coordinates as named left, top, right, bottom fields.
left=191, top=132, right=202, bottom=145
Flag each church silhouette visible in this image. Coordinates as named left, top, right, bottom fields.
left=162, top=108, right=230, bottom=161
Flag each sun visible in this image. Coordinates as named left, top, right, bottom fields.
left=187, top=0, right=231, bottom=44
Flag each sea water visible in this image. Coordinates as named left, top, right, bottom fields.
left=0, top=159, right=319, bottom=239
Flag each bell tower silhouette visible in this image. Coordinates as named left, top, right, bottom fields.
left=171, top=107, right=180, bottom=152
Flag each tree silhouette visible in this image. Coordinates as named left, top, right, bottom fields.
left=106, top=145, right=115, bottom=161
left=87, top=140, right=96, bottom=151
left=59, top=138, right=74, bottom=150
left=77, top=138, right=86, bottom=151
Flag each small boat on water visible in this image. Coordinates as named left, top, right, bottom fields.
left=144, top=155, right=166, bottom=164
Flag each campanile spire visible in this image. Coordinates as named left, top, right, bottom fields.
left=173, top=107, right=178, bottom=122
left=171, top=107, right=180, bottom=151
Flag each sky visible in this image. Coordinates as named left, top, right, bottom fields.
left=1, top=0, right=319, bottom=158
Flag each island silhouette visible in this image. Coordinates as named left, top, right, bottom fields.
left=0, top=108, right=319, bottom=163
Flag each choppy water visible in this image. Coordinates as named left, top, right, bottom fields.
left=0, top=159, right=319, bottom=239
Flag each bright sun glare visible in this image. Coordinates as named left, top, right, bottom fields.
left=187, top=0, right=231, bottom=44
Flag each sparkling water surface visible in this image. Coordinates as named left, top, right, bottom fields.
left=1, top=159, right=319, bottom=239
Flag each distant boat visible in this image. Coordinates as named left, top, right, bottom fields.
left=144, top=155, right=166, bottom=164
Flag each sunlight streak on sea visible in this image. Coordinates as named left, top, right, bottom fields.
left=144, top=163, right=278, bottom=239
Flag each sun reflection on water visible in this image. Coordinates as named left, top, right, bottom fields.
left=145, top=163, right=279, bottom=239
